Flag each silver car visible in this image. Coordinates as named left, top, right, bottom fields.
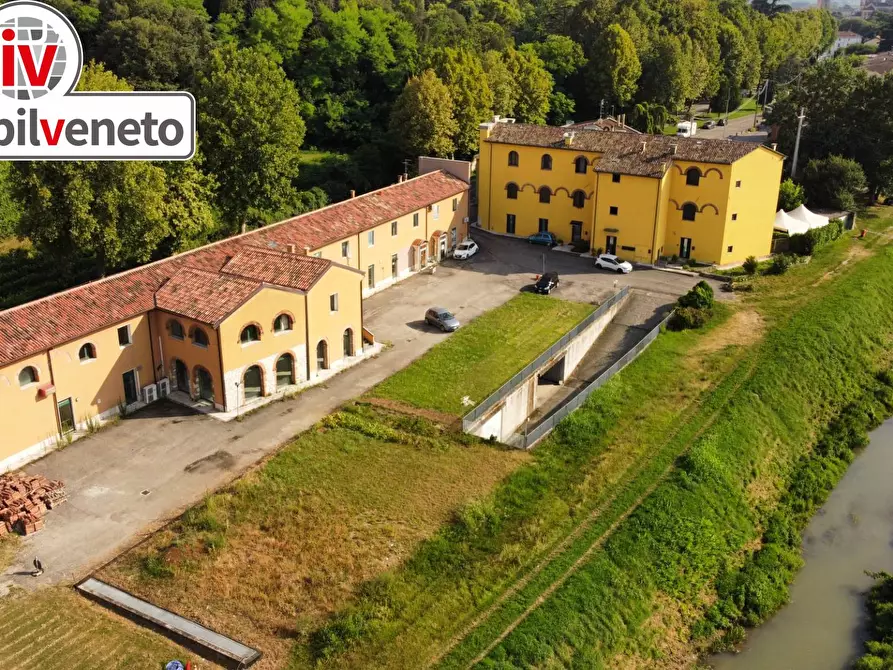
left=425, top=307, right=460, bottom=332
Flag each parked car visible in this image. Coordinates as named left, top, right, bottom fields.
left=453, top=239, right=479, bottom=260
left=528, top=232, right=558, bottom=247
left=534, top=272, right=560, bottom=294
left=717, top=118, right=727, bottom=127
left=425, top=307, right=460, bottom=332
left=703, top=120, right=716, bottom=130
left=595, top=254, right=633, bottom=274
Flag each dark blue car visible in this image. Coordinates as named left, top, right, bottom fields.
left=527, top=232, right=558, bottom=247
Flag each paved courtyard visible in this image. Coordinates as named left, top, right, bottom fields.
left=1, top=230, right=711, bottom=591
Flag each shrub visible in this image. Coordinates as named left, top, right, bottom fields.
left=743, top=256, right=759, bottom=275
left=141, top=554, right=174, bottom=579
left=677, top=280, right=715, bottom=310
left=777, top=178, right=805, bottom=211
left=571, top=239, right=591, bottom=253
left=802, top=155, right=866, bottom=210
left=788, top=219, right=845, bottom=255
left=669, top=306, right=709, bottom=331
left=767, top=254, right=793, bottom=275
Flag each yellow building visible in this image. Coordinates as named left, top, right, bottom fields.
left=0, top=170, right=469, bottom=472
left=477, top=118, right=783, bottom=265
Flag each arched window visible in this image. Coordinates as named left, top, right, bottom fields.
left=275, top=354, right=294, bottom=390
left=316, top=340, right=329, bottom=370
left=506, top=182, right=519, bottom=199
left=682, top=203, right=698, bottom=221
left=18, top=366, right=38, bottom=387
left=541, top=154, right=553, bottom=170
left=243, top=365, right=263, bottom=400
left=78, top=343, right=97, bottom=362
left=192, top=327, right=209, bottom=347
left=343, top=328, right=354, bottom=357
left=572, top=190, right=586, bottom=209
left=539, top=186, right=551, bottom=204
left=575, top=156, right=588, bottom=174
left=240, top=324, right=260, bottom=344
left=508, top=150, right=519, bottom=167
left=685, top=167, right=701, bottom=186
left=169, top=320, right=185, bottom=340
left=273, top=313, right=293, bottom=333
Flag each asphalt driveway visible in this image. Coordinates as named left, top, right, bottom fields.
left=1, top=229, right=707, bottom=591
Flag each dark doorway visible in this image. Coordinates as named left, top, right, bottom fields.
left=57, top=398, right=75, bottom=434
left=276, top=355, right=294, bottom=390
left=244, top=365, right=263, bottom=401
left=343, top=329, right=354, bottom=357
left=605, top=235, right=617, bottom=255
left=122, top=370, right=139, bottom=405
left=174, top=359, right=189, bottom=393
left=679, top=237, right=692, bottom=259
left=571, top=221, right=583, bottom=243
left=317, top=340, right=329, bottom=371
left=196, top=367, right=214, bottom=403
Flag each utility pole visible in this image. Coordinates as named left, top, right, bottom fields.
left=724, top=86, right=731, bottom=125
left=599, top=98, right=605, bottom=119
left=753, top=78, right=768, bottom=130
left=791, top=107, right=806, bottom=179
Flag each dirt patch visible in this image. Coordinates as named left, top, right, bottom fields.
left=364, top=397, right=462, bottom=429
left=813, top=244, right=874, bottom=286
left=183, top=450, right=236, bottom=474
left=695, top=309, right=765, bottom=354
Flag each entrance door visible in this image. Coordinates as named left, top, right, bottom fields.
left=367, top=264, right=375, bottom=289
left=276, top=355, right=294, bottom=390
left=317, top=340, right=329, bottom=370
left=679, top=237, right=692, bottom=259
left=243, top=365, right=263, bottom=401
left=605, top=235, right=617, bottom=255
left=571, top=221, right=583, bottom=243
left=391, top=253, right=398, bottom=278
left=439, top=236, right=447, bottom=260
left=196, top=368, right=214, bottom=403
left=57, top=398, right=75, bottom=434
left=122, top=370, right=139, bottom=405
left=174, top=359, right=189, bottom=393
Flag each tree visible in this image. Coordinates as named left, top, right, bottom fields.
left=197, top=44, right=307, bottom=232
left=506, top=47, right=553, bottom=124
left=802, top=155, right=866, bottom=211
left=0, top=163, right=20, bottom=239
left=586, top=24, right=640, bottom=108
left=483, top=50, right=517, bottom=117
left=630, top=102, right=669, bottom=134
left=777, top=178, right=804, bottom=211
left=389, top=70, right=457, bottom=158
left=242, top=0, right=312, bottom=67
left=530, top=35, right=586, bottom=83
left=12, top=63, right=215, bottom=272
left=428, top=47, right=493, bottom=156
left=751, top=0, right=792, bottom=17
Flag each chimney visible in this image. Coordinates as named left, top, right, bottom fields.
left=641, top=141, right=647, bottom=154
left=350, top=189, right=356, bottom=198
left=670, top=144, right=678, bottom=155
left=563, top=131, right=575, bottom=147
left=397, top=175, right=403, bottom=184
left=286, top=243, right=297, bottom=254
left=771, top=143, right=778, bottom=151
left=241, top=222, right=247, bottom=234
left=303, top=246, right=311, bottom=256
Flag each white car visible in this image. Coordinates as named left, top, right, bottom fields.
left=595, top=254, right=633, bottom=274
left=453, top=239, right=479, bottom=260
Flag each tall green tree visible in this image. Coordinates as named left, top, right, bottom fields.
left=197, top=44, right=307, bottom=232
left=586, top=23, right=641, bottom=108
left=389, top=69, right=457, bottom=158
left=508, top=47, right=553, bottom=124
left=428, top=47, right=494, bottom=156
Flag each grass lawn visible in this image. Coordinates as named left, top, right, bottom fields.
left=371, top=294, right=594, bottom=415
left=0, top=237, right=28, bottom=254
left=0, top=588, right=209, bottom=669
left=699, top=96, right=759, bottom=121
left=98, top=407, right=528, bottom=670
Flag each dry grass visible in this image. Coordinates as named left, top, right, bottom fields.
left=694, top=309, right=765, bottom=354
left=0, top=587, right=209, bottom=669
left=0, top=535, right=20, bottom=574
left=607, top=593, right=699, bottom=670
left=99, top=410, right=529, bottom=670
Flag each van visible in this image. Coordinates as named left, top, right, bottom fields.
left=676, top=121, right=697, bottom=138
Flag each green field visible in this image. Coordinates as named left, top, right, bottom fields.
left=371, top=294, right=594, bottom=415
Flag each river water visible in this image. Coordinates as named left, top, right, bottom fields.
left=711, top=418, right=893, bottom=670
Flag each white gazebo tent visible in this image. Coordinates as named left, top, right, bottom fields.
left=774, top=208, right=809, bottom=235
left=788, top=204, right=830, bottom=230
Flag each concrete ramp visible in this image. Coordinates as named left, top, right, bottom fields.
left=76, top=577, right=261, bottom=668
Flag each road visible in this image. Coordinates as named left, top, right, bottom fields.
left=1, top=232, right=708, bottom=592
left=696, top=113, right=769, bottom=143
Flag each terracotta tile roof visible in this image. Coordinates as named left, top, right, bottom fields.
left=222, top=248, right=333, bottom=291
left=155, top=269, right=261, bottom=326
left=486, top=123, right=760, bottom=178
left=564, top=117, right=641, bottom=134
left=0, top=170, right=469, bottom=367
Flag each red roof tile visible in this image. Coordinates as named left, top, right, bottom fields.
left=222, top=248, right=333, bottom=291
left=155, top=269, right=261, bottom=325
left=0, top=170, right=469, bottom=367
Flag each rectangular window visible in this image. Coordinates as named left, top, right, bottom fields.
left=736, top=180, right=742, bottom=188
left=368, top=230, right=375, bottom=247
left=621, top=245, right=636, bottom=252
left=452, top=198, right=458, bottom=212
left=727, top=245, right=734, bottom=253
left=432, top=204, right=440, bottom=220
left=506, top=214, right=516, bottom=234
left=117, top=325, right=132, bottom=347
left=330, top=293, right=339, bottom=312
left=413, top=212, right=419, bottom=227
left=391, top=221, right=398, bottom=236
left=612, top=173, right=621, bottom=183
left=731, top=213, right=738, bottom=221
left=609, top=206, right=619, bottom=216
left=538, top=218, right=549, bottom=232
left=391, top=253, right=398, bottom=278
left=367, top=264, right=375, bottom=288
left=341, top=241, right=349, bottom=257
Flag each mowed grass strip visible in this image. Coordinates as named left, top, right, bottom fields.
left=0, top=588, right=209, bottom=670
left=372, top=293, right=594, bottom=415
left=99, top=406, right=528, bottom=670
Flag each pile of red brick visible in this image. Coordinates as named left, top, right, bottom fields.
left=0, top=473, right=66, bottom=536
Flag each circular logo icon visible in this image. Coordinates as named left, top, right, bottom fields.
left=0, top=0, right=81, bottom=102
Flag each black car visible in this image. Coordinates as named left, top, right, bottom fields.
left=717, top=118, right=727, bottom=127
left=534, top=272, right=560, bottom=294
